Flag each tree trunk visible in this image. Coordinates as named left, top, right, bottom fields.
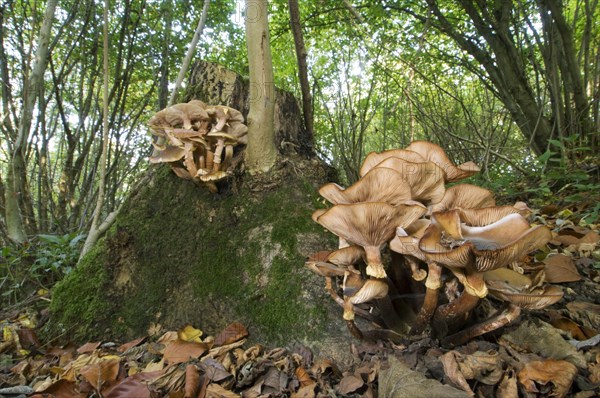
left=4, top=0, right=57, bottom=243
left=288, top=0, right=313, bottom=148
left=244, top=0, right=277, bottom=173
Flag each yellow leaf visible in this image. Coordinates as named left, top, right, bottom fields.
left=178, top=325, right=203, bottom=342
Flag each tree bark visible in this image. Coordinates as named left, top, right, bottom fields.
left=245, top=0, right=277, bottom=173
left=288, top=0, right=313, bottom=147
left=4, top=0, right=57, bottom=243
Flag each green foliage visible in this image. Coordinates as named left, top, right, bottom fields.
left=0, top=233, right=85, bottom=307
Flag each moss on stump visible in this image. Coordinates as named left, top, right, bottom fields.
left=45, top=158, right=353, bottom=355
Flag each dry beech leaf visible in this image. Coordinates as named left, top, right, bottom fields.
left=76, top=341, right=101, bottom=354
left=213, top=322, right=249, bottom=347
left=496, top=371, right=518, bottom=398
left=291, top=383, right=316, bottom=398
left=548, top=314, right=597, bottom=340
left=34, top=379, right=86, bottom=398
left=440, top=351, right=473, bottom=396
left=294, top=366, right=314, bottom=387
left=543, top=254, right=582, bottom=283
left=104, top=372, right=156, bottom=398
left=184, top=364, right=200, bottom=398
left=163, top=339, right=209, bottom=364
left=179, top=325, right=203, bottom=343
left=337, top=374, right=365, bottom=395
left=157, top=331, right=179, bottom=345
left=517, top=359, right=577, bottom=398
left=567, top=301, right=600, bottom=314
left=79, top=356, right=121, bottom=391
left=117, top=336, right=147, bottom=353
left=205, top=383, right=242, bottom=398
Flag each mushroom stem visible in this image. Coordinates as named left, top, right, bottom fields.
left=433, top=290, right=480, bottom=335
left=410, top=263, right=442, bottom=335
left=326, top=276, right=385, bottom=326
left=442, top=304, right=521, bottom=347
left=364, top=245, right=386, bottom=278
left=213, top=138, right=225, bottom=171
left=345, top=319, right=364, bottom=340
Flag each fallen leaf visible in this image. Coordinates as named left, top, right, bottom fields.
left=294, top=366, right=314, bottom=387
left=337, top=374, right=365, bottom=395
left=118, top=336, right=147, bottom=353
left=34, top=379, right=86, bottom=398
left=179, top=325, right=203, bottom=343
left=496, top=371, right=518, bottom=398
left=77, top=341, right=101, bottom=354
left=440, top=351, right=473, bottom=396
left=548, top=314, right=597, bottom=340
left=291, top=383, right=316, bottom=398
left=213, top=322, right=249, bottom=347
left=104, top=373, right=153, bottom=398
left=163, top=340, right=209, bottom=364
left=206, top=383, right=241, bottom=397
left=517, top=359, right=577, bottom=398
left=79, top=356, right=121, bottom=391
left=184, top=364, right=200, bottom=398
left=543, top=254, right=582, bottom=283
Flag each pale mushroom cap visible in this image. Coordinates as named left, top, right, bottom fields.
left=327, top=246, right=365, bottom=266
left=207, top=131, right=238, bottom=146
left=429, top=184, right=495, bottom=212
left=313, top=202, right=427, bottom=248
left=318, top=167, right=412, bottom=205
left=419, top=211, right=552, bottom=271
left=359, top=149, right=426, bottom=177
left=405, top=140, right=480, bottom=182
left=373, top=158, right=446, bottom=204
left=349, top=279, right=389, bottom=304
left=458, top=204, right=532, bottom=226
left=389, top=219, right=432, bottom=261
left=149, top=145, right=186, bottom=163
left=199, top=171, right=228, bottom=182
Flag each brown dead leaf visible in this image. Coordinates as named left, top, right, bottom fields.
left=496, top=371, right=518, bottom=398
left=79, top=356, right=121, bottom=392
left=163, top=339, right=209, bottom=364
left=311, top=358, right=341, bottom=377
left=543, top=254, right=582, bottom=282
left=517, top=359, right=577, bottom=398
left=151, top=363, right=186, bottom=392
left=200, top=358, right=232, bottom=383
left=76, top=341, right=101, bottom=354
left=440, top=351, right=474, bottom=396
left=588, top=362, right=600, bottom=384
left=34, top=379, right=86, bottom=398
left=548, top=314, right=597, bottom=340
left=213, top=322, right=249, bottom=347
left=337, top=374, right=365, bottom=395
left=117, top=336, right=147, bottom=353
left=206, top=383, right=241, bottom=397
left=104, top=372, right=155, bottom=398
left=184, top=364, right=200, bottom=398
left=291, top=382, right=316, bottom=398
left=295, top=366, right=314, bottom=387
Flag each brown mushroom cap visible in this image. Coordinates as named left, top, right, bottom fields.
left=342, top=273, right=389, bottom=320
left=359, top=149, right=426, bottom=177
left=405, top=140, right=480, bottom=182
left=389, top=219, right=431, bottom=262
left=373, top=158, right=446, bottom=204
left=429, top=184, right=495, bottom=212
left=327, top=246, right=365, bottom=266
left=318, top=167, right=413, bottom=205
left=484, top=268, right=563, bottom=309
left=419, top=210, right=552, bottom=272
left=457, top=203, right=531, bottom=226
left=313, top=202, right=427, bottom=248
left=149, top=145, right=186, bottom=163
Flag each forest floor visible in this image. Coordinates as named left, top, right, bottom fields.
left=1, top=198, right=599, bottom=398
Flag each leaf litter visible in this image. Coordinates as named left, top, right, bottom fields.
left=0, top=212, right=599, bottom=397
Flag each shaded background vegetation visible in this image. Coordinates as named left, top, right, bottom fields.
left=1, top=0, right=599, bottom=305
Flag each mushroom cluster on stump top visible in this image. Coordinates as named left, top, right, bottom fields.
left=148, top=100, right=248, bottom=192
left=307, top=140, right=562, bottom=344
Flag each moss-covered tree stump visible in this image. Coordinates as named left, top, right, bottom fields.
left=45, top=62, right=355, bottom=361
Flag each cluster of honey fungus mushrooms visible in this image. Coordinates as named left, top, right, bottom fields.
left=148, top=100, right=247, bottom=190
left=307, top=141, right=563, bottom=346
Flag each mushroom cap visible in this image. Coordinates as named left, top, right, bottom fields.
left=405, top=140, right=480, bottom=182
left=457, top=203, right=531, bottom=226
left=149, top=145, right=186, bottom=163
left=199, top=171, right=228, bottom=182
left=484, top=268, right=563, bottom=309
left=171, top=102, right=210, bottom=127
left=429, top=184, right=495, bottom=212
left=327, top=246, right=365, bottom=266
left=305, top=261, right=347, bottom=277
left=419, top=210, right=552, bottom=272
left=389, top=219, right=431, bottom=261
left=206, top=131, right=239, bottom=146
left=313, top=202, right=427, bottom=248
left=373, top=157, right=446, bottom=204
left=318, top=167, right=412, bottom=206
left=360, top=149, right=426, bottom=177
